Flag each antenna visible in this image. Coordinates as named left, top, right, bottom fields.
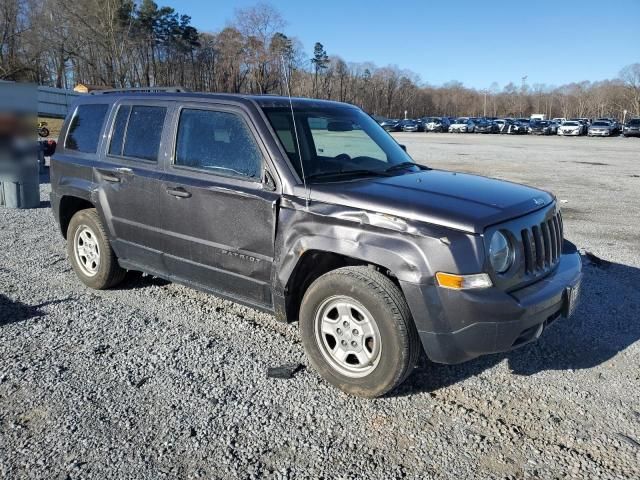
left=280, top=55, right=309, bottom=209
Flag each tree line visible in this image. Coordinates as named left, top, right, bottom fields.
left=2, top=0, right=639, bottom=120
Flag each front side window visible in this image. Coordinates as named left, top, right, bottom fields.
left=264, top=106, right=417, bottom=183
left=65, top=104, right=109, bottom=153
left=175, top=109, right=262, bottom=180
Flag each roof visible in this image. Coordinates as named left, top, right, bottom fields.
left=80, top=90, right=355, bottom=110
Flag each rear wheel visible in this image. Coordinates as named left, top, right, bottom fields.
left=299, top=266, right=420, bottom=397
left=67, top=209, right=126, bottom=289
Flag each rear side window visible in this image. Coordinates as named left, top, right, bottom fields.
left=108, top=105, right=130, bottom=156
left=175, top=109, right=262, bottom=181
left=65, top=104, right=109, bottom=153
left=108, top=105, right=166, bottom=161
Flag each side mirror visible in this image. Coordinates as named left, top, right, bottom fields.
left=399, top=144, right=407, bottom=152
left=263, top=170, right=276, bottom=192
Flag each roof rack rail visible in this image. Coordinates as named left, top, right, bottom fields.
left=90, top=86, right=190, bottom=95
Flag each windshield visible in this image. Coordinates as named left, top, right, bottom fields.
left=628, top=119, right=640, bottom=126
left=592, top=121, right=609, bottom=126
left=563, top=122, right=579, bottom=126
left=263, top=105, right=418, bottom=183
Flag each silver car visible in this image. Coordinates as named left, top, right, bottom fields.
left=588, top=120, right=615, bottom=137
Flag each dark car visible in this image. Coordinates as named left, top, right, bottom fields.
left=50, top=91, right=582, bottom=398
left=379, top=119, right=401, bottom=132
left=495, top=119, right=527, bottom=134
left=474, top=119, right=499, bottom=134
left=623, top=118, right=640, bottom=137
left=529, top=120, right=554, bottom=135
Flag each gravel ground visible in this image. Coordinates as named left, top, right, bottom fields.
left=1, top=134, right=639, bottom=479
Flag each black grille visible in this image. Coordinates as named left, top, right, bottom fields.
left=520, top=211, right=563, bottom=274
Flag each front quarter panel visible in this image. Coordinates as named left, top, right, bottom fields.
left=274, top=196, right=486, bottom=304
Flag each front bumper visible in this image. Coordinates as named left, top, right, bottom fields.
left=401, top=248, right=582, bottom=364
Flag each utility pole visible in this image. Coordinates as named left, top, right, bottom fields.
left=520, top=75, right=528, bottom=117
left=483, top=90, right=487, bottom=117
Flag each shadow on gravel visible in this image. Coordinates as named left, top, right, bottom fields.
left=118, top=271, right=170, bottom=290
left=397, top=255, right=640, bottom=396
left=0, top=294, right=74, bottom=326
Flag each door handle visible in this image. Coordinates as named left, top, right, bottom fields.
left=114, top=167, right=133, bottom=174
left=102, top=174, right=121, bottom=183
left=166, top=187, right=192, bottom=198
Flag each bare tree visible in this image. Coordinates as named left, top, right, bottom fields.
left=620, top=63, right=640, bottom=116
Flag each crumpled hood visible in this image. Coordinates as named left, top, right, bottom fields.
left=309, top=170, right=554, bottom=233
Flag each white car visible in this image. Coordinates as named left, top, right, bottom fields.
left=557, top=121, right=583, bottom=136
left=449, top=118, right=476, bottom=133
left=552, top=117, right=567, bottom=125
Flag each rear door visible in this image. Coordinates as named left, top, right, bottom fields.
left=160, top=103, right=279, bottom=308
left=94, top=100, right=169, bottom=275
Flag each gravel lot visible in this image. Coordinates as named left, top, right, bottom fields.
left=1, top=134, right=639, bottom=479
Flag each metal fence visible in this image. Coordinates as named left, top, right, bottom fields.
left=38, top=86, right=82, bottom=118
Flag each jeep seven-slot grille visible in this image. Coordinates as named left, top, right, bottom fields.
left=520, top=211, right=563, bottom=274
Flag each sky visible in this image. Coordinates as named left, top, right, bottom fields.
left=163, top=0, right=639, bottom=90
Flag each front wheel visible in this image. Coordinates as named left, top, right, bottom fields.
left=299, top=266, right=420, bottom=397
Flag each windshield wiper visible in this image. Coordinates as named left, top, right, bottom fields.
left=306, top=169, right=390, bottom=182
left=385, top=161, right=420, bottom=173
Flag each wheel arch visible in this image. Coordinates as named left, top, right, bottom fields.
left=58, top=195, right=96, bottom=239
left=278, top=227, right=431, bottom=324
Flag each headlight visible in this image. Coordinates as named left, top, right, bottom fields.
left=489, top=231, right=513, bottom=273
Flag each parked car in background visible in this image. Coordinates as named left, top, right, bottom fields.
left=516, top=119, right=531, bottom=133
left=399, top=119, right=419, bottom=132
left=422, top=117, right=450, bottom=132
left=551, top=117, right=567, bottom=125
left=475, top=119, right=499, bottom=133
left=588, top=120, right=616, bottom=137
left=557, top=120, right=584, bottom=136
left=529, top=120, right=554, bottom=135
left=413, top=118, right=427, bottom=132
left=495, top=119, right=527, bottom=134
left=567, top=119, right=588, bottom=134
left=547, top=121, right=560, bottom=135
left=623, top=118, right=640, bottom=137
left=449, top=117, right=476, bottom=133
left=380, top=119, right=401, bottom=132
left=595, top=118, right=620, bottom=135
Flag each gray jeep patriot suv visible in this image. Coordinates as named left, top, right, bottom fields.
left=51, top=90, right=582, bottom=397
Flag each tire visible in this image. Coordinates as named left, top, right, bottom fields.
left=299, top=266, right=420, bottom=398
left=66, top=208, right=126, bottom=289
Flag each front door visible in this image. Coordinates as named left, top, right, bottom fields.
left=160, top=105, right=278, bottom=308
